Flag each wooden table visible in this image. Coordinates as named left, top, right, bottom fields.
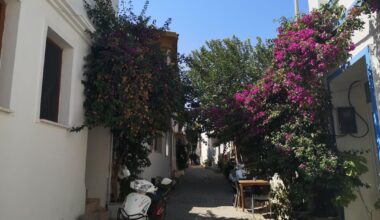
left=238, top=179, right=270, bottom=213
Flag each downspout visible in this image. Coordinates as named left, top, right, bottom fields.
left=294, top=0, right=300, bottom=17
left=234, top=143, right=239, bottom=165
left=106, top=129, right=114, bottom=208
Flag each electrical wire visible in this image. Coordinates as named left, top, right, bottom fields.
left=335, top=133, right=347, bottom=138
left=348, top=80, right=370, bottom=138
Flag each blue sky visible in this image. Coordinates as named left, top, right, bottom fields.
left=124, top=0, right=309, bottom=55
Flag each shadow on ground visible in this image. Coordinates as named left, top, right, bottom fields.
left=166, top=166, right=265, bottom=220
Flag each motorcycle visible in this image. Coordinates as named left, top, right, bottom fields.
left=117, top=166, right=173, bottom=220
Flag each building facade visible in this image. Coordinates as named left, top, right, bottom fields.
left=197, top=133, right=228, bottom=167
left=308, top=0, right=380, bottom=219
left=0, top=1, right=117, bottom=220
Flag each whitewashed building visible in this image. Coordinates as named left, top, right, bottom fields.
left=197, top=133, right=227, bottom=166
left=308, top=0, right=380, bottom=219
left=85, top=121, right=181, bottom=214
left=0, top=1, right=120, bottom=219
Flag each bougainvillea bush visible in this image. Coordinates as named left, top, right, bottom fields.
left=203, top=0, right=376, bottom=218
left=77, top=0, right=184, bottom=177
left=363, top=0, right=380, bottom=12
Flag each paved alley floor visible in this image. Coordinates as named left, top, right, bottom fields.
left=166, top=166, right=265, bottom=220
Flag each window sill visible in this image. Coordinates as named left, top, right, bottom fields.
left=0, top=106, right=14, bottom=114
left=38, top=119, right=70, bottom=130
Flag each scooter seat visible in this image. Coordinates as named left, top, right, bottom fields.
left=122, top=193, right=151, bottom=217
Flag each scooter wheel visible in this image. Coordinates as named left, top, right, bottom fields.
left=117, top=209, right=121, bottom=220
left=117, top=208, right=127, bottom=220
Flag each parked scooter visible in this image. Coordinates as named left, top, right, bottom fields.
left=151, top=176, right=175, bottom=199
left=117, top=166, right=173, bottom=220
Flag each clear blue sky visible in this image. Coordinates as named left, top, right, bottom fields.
left=124, top=0, right=309, bottom=55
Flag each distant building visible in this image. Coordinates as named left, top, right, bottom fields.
left=197, top=133, right=229, bottom=167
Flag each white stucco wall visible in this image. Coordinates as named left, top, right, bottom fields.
left=85, top=127, right=112, bottom=208
left=308, top=0, right=380, bottom=218
left=308, top=0, right=355, bottom=10
left=68, top=0, right=118, bottom=14
left=141, top=132, right=175, bottom=180
left=348, top=11, right=380, bottom=220
left=308, top=0, right=321, bottom=11
left=0, top=0, right=20, bottom=108
left=85, top=130, right=177, bottom=208
left=198, top=133, right=225, bottom=166
left=330, top=59, right=380, bottom=220
left=0, top=0, right=117, bottom=220
left=142, top=151, right=171, bottom=180
left=199, top=133, right=209, bottom=164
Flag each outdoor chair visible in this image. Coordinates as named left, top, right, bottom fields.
left=251, top=185, right=271, bottom=214
left=234, top=180, right=272, bottom=214
left=233, top=182, right=239, bottom=208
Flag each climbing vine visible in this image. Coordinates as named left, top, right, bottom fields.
left=77, top=0, right=184, bottom=176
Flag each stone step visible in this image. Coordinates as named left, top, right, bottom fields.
left=84, top=198, right=109, bottom=220
left=78, top=210, right=109, bottom=220
left=86, top=198, right=100, bottom=206
left=86, top=198, right=101, bottom=214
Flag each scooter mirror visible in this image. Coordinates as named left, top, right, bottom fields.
left=161, top=178, right=172, bottom=185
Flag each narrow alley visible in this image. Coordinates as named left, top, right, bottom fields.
left=166, top=166, right=265, bottom=220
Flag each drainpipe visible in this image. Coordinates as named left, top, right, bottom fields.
left=106, top=130, right=114, bottom=208
left=234, top=144, right=239, bottom=165
left=294, top=0, right=300, bottom=17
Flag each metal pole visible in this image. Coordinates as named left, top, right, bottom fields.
left=294, top=0, right=300, bottom=17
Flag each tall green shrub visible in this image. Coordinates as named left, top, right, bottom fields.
left=76, top=0, right=184, bottom=177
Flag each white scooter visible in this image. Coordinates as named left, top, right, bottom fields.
left=117, top=166, right=173, bottom=220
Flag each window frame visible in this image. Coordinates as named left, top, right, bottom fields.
left=0, top=0, right=5, bottom=56
left=154, top=135, right=166, bottom=153
left=165, top=133, right=171, bottom=157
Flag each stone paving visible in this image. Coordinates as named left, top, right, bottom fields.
left=166, top=166, right=266, bottom=220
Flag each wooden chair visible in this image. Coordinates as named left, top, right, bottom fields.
left=251, top=185, right=271, bottom=214
left=233, top=181, right=241, bottom=209
left=233, top=181, right=254, bottom=211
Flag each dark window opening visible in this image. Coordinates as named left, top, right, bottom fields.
left=40, top=39, right=62, bottom=122
left=154, top=136, right=163, bottom=153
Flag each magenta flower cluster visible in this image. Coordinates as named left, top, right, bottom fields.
left=227, top=8, right=357, bottom=134
left=204, top=2, right=366, bottom=177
